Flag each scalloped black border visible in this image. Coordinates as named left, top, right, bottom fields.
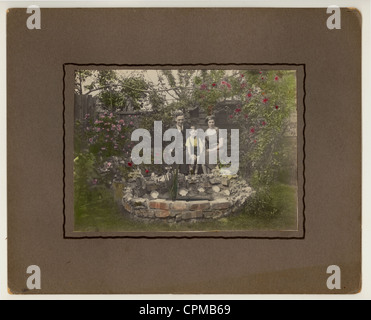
left=63, top=63, right=306, bottom=240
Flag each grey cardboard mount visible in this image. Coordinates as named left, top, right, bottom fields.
left=7, top=8, right=361, bottom=294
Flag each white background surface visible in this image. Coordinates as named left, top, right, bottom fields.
left=0, top=0, right=370, bottom=300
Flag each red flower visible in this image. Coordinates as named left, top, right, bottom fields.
left=128, top=162, right=133, bottom=167
left=145, top=169, right=149, bottom=174
left=247, top=93, right=252, bottom=98
left=235, top=108, right=242, bottom=113
left=275, top=105, right=279, bottom=109
left=212, top=83, right=216, bottom=87
left=221, top=81, right=232, bottom=89
left=229, top=115, right=234, bottom=119
left=262, top=121, right=266, bottom=126
left=250, top=128, right=255, bottom=133
left=263, top=98, right=269, bottom=103
left=244, top=114, right=249, bottom=119
left=254, top=140, right=257, bottom=144
left=275, top=76, right=279, bottom=81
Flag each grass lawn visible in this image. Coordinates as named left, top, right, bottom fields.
left=74, top=183, right=298, bottom=233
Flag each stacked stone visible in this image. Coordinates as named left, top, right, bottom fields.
left=122, top=197, right=232, bottom=222
left=120, top=175, right=254, bottom=223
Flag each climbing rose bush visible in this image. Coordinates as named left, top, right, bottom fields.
left=83, top=112, right=136, bottom=160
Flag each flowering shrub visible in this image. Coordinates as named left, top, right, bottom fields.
left=194, top=70, right=297, bottom=186
left=74, top=111, right=144, bottom=191
left=83, top=112, right=134, bottom=159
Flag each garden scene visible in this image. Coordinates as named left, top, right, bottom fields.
left=74, top=69, right=298, bottom=232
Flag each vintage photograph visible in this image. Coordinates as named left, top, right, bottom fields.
left=73, top=69, right=298, bottom=232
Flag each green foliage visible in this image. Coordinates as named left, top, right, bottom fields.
left=244, top=188, right=278, bottom=216
left=170, top=167, right=179, bottom=201
left=194, top=70, right=297, bottom=184
left=74, top=151, right=98, bottom=208
left=82, top=70, right=157, bottom=111
left=83, top=112, right=132, bottom=159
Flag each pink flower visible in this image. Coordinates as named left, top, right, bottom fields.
left=130, top=121, right=133, bottom=125
left=119, top=119, right=124, bottom=124
left=229, top=115, right=233, bottom=119
left=96, top=128, right=101, bottom=132
left=107, top=162, right=112, bottom=167
left=200, top=84, right=208, bottom=90
left=101, top=147, right=106, bottom=150
left=92, top=179, right=98, bottom=185
left=221, top=81, right=232, bottom=89
left=89, top=138, right=93, bottom=143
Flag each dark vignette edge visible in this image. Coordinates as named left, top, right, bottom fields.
left=62, top=63, right=306, bottom=240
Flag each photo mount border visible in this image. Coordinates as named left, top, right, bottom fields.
left=63, top=63, right=306, bottom=240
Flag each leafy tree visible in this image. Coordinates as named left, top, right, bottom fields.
left=76, top=70, right=167, bottom=112
left=75, top=70, right=93, bottom=95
